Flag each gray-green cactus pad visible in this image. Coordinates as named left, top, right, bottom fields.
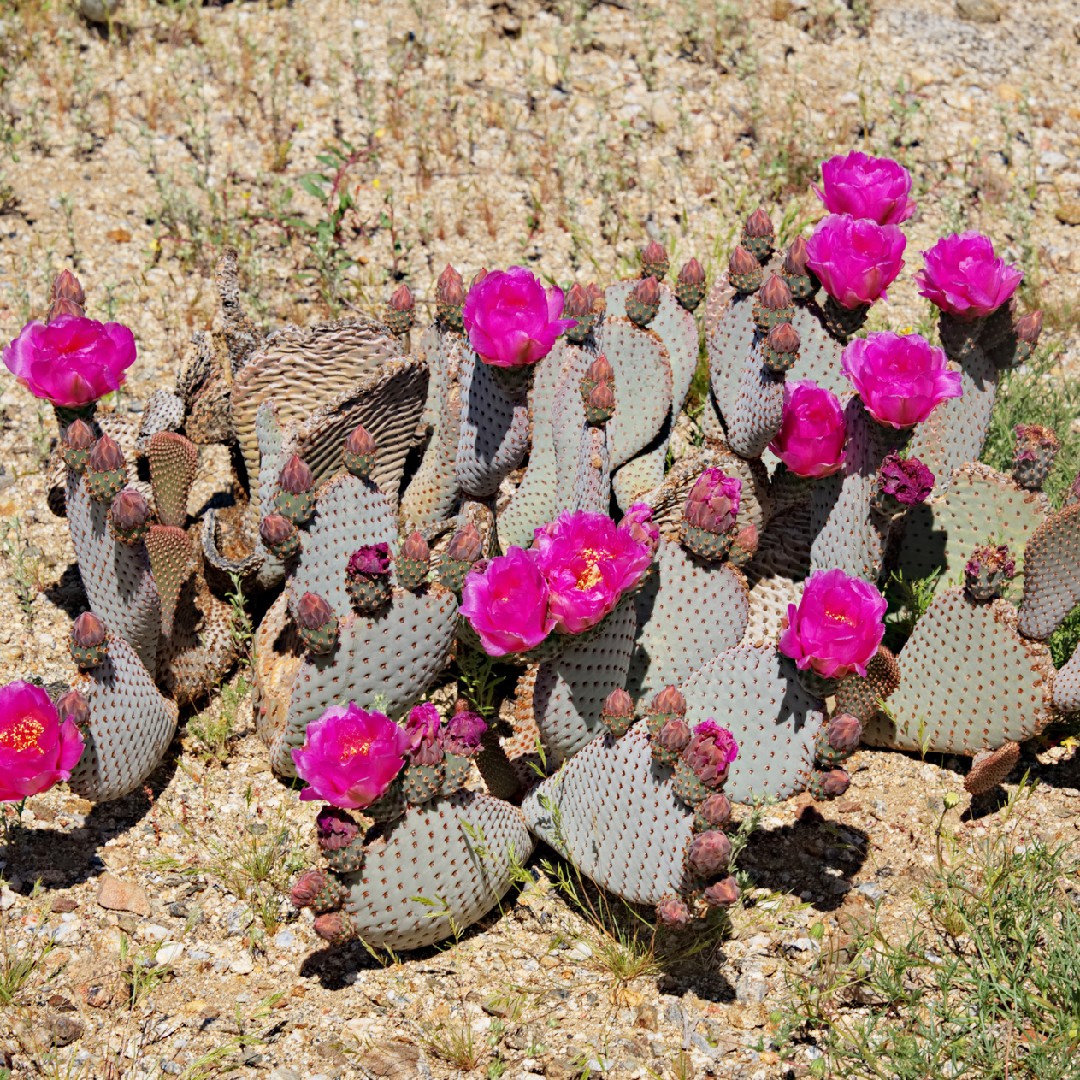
left=287, top=474, right=397, bottom=616
left=285, top=357, right=428, bottom=506
left=707, top=292, right=757, bottom=429
left=742, top=576, right=802, bottom=649
left=340, top=792, right=534, bottom=951
left=680, top=645, right=825, bottom=803
left=69, top=633, right=180, bottom=801
left=611, top=436, right=668, bottom=514
left=727, top=351, right=784, bottom=460
left=628, top=540, right=750, bottom=700
left=899, top=462, right=1049, bottom=591
left=521, top=726, right=694, bottom=906
left=1054, top=643, right=1080, bottom=714
left=572, top=425, right=612, bottom=515
left=518, top=598, right=636, bottom=769
left=788, top=303, right=849, bottom=399
left=66, top=473, right=161, bottom=676
left=863, top=588, right=1055, bottom=754
left=1018, top=503, right=1080, bottom=641
left=268, top=585, right=458, bottom=775
left=455, top=349, right=530, bottom=498
left=231, top=317, right=401, bottom=486
left=596, top=316, right=672, bottom=470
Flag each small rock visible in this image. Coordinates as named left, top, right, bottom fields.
left=141, top=923, right=170, bottom=941
left=97, top=874, right=151, bottom=918
left=52, top=920, right=82, bottom=945
left=1055, top=201, right=1080, bottom=226
left=272, top=929, right=296, bottom=950
left=955, top=0, right=1001, bottom=21
left=50, top=897, right=77, bottom=913
left=735, top=967, right=768, bottom=1004
left=230, top=953, right=254, bottom=975
left=156, top=942, right=184, bottom=965
left=46, top=1013, right=84, bottom=1047
left=567, top=941, right=594, bottom=961
left=268, top=1069, right=301, bottom=1080
left=858, top=882, right=885, bottom=902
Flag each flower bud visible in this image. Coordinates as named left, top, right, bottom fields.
left=728, top=245, right=762, bottom=293
left=682, top=719, right=739, bottom=789
left=57, top=688, right=90, bottom=729
left=827, top=713, right=863, bottom=754
left=686, top=830, right=732, bottom=877
left=72, top=611, right=106, bottom=648
left=640, top=240, right=669, bottom=280
left=753, top=273, right=794, bottom=331
left=1015, top=309, right=1042, bottom=347
left=436, top=263, right=464, bottom=304
left=783, top=237, right=810, bottom=277
left=764, top=322, right=801, bottom=374
left=296, top=592, right=334, bottom=630
left=587, top=354, right=614, bottom=384
left=64, top=418, right=96, bottom=451
left=402, top=530, right=429, bottom=562
left=471, top=268, right=488, bottom=288
left=259, top=513, right=295, bottom=548
left=1013, top=424, right=1060, bottom=491
left=313, top=911, right=353, bottom=944
left=88, top=433, right=125, bottom=473
left=315, top=806, right=361, bottom=850
left=684, top=468, right=741, bottom=536
left=565, top=283, right=591, bottom=318
left=278, top=454, right=313, bottom=495
left=601, top=687, right=635, bottom=738
left=109, top=489, right=151, bottom=543
left=656, top=716, right=692, bottom=754
left=632, top=276, right=660, bottom=305
left=389, top=284, right=414, bottom=313
left=695, top=793, right=732, bottom=830
left=657, top=895, right=694, bottom=929
left=702, top=876, right=740, bottom=907
left=744, top=207, right=773, bottom=240
left=447, top=521, right=483, bottom=563
left=741, top=207, right=775, bottom=262
left=876, top=452, right=935, bottom=509
left=586, top=380, right=615, bottom=415
left=650, top=685, right=686, bottom=717
left=52, top=269, right=86, bottom=306
left=675, top=257, right=707, bottom=311
left=679, top=257, right=705, bottom=286
left=815, top=769, right=850, bottom=798
left=290, top=869, right=332, bottom=908
left=626, top=275, right=661, bottom=328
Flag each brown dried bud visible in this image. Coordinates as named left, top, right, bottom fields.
left=588, top=381, right=615, bottom=412
left=278, top=454, right=313, bottom=495
left=344, top=424, right=376, bottom=458
left=702, top=876, right=740, bottom=908
left=818, top=769, right=850, bottom=797
left=586, top=354, right=614, bottom=383
left=602, top=688, right=634, bottom=718
left=827, top=713, right=863, bottom=754
left=766, top=322, right=800, bottom=355
left=312, top=912, right=352, bottom=944
left=296, top=592, right=334, bottom=630
left=88, top=433, right=125, bottom=473
left=1015, top=310, right=1043, bottom=346
left=783, top=237, right=810, bottom=277
left=695, top=793, right=732, bottom=829
left=678, top=257, right=705, bottom=286
left=290, top=869, right=331, bottom=908
left=402, top=530, right=430, bottom=562
left=110, top=489, right=151, bottom=532
left=63, top=418, right=96, bottom=451
left=259, top=513, right=295, bottom=547
left=72, top=611, right=106, bottom=648
left=650, top=685, right=686, bottom=717
left=565, top=282, right=592, bottom=318
left=57, top=688, right=90, bottom=729
left=52, top=270, right=86, bottom=306
left=758, top=274, right=793, bottom=311
left=656, top=896, right=694, bottom=929
left=632, top=276, right=661, bottom=307
left=436, top=264, right=465, bottom=306
left=744, top=208, right=774, bottom=240
left=729, top=246, right=759, bottom=278
left=686, top=830, right=732, bottom=877
left=388, top=284, right=414, bottom=313
left=447, top=522, right=483, bottom=563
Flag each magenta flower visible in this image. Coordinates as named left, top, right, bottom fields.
left=841, top=332, right=963, bottom=428
left=805, top=215, right=906, bottom=309
left=879, top=452, right=935, bottom=505
left=3, top=315, right=136, bottom=408
left=0, top=681, right=84, bottom=802
left=915, top=232, right=1022, bottom=319
left=462, top=267, right=575, bottom=369
left=459, top=547, right=557, bottom=656
left=816, top=151, right=915, bottom=226
left=620, top=503, right=660, bottom=555
left=291, top=703, right=410, bottom=809
left=769, top=381, right=847, bottom=479
left=346, top=544, right=392, bottom=577
left=532, top=511, right=652, bottom=635
left=444, top=708, right=487, bottom=756
left=778, top=570, right=887, bottom=679
left=684, top=469, right=742, bottom=534
left=682, top=719, right=739, bottom=789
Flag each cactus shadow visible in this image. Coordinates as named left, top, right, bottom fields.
left=1, top=754, right=179, bottom=892
left=735, top=807, right=870, bottom=913
left=43, top=562, right=90, bottom=621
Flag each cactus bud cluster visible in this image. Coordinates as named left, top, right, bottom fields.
left=1012, top=424, right=1059, bottom=492
left=639, top=240, right=669, bottom=281
left=295, top=591, right=339, bottom=654
left=86, top=433, right=127, bottom=504
left=48, top=269, right=86, bottom=323
left=625, top=276, right=660, bottom=328
left=741, top=208, right=775, bottom=263
left=753, top=274, right=795, bottom=332
left=259, top=513, right=300, bottom=559
left=580, top=353, right=615, bottom=426
left=675, top=258, right=706, bottom=311
left=564, top=281, right=603, bottom=343
left=440, top=522, right=483, bottom=592
left=728, top=245, right=762, bottom=294
left=814, top=711, right=863, bottom=769
left=600, top=687, right=635, bottom=738
left=964, top=544, right=1015, bottom=602
left=274, top=455, right=316, bottom=524
left=781, top=237, right=815, bottom=299
left=61, top=418, right=96, bottom=472
left=397, top=530, right=430, bottom=591
left=109, top=489, right=152, bottom=545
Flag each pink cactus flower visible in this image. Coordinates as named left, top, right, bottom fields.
left=620, top=503, right=660, bottom=555
left=805, top=215, right=906, bottom=309
left=3, top=315, right=136, bottom=408
left=462, top=266, right=575, bottom=368
left=778, top=570, right=887, bottom=679
left=915, top=232, right=1022, bottom=319
left=769, top=380, right=847, bottom=479
left=841, top=332, right=963, bottom=428
left=682, top=719, right=739, bottom=789
left=459, top=547, right=557, bottom=656
left=815, top=151, right=916, bottom=226
left=532, top=511, right=652, bottom=635
left=291, top=703, right=410, bottom=809
left=684, top=469, right=742, bottom=534
left=0, top=681, right=84, bottom=802
left=443, top=708, right=487, bottom=756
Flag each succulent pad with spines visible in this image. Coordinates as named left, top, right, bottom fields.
left=1052, top=643, right=1080, bottom=714
left=1017, top=502, right=1080, bottom=642
left=833, top=646, right=900, bottom=724
left=146, top=525, right=195, bottom=638
left=964, top=742, right=1021, bottom=796
left=146, top=431, right=199, bottom=528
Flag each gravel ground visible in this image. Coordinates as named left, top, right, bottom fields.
left=0, top=1, right=1078, bottom=1077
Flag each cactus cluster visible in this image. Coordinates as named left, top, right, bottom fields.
left=6, top=152, right=1080, bottom=953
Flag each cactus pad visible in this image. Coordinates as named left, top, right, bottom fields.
left=863, top=588, right=1055, bottom=754
left=146, top=525, right=195, bottom=639
left=68, top=634, right=179, bottom=801
left=1053, top=643, right=1080, bottom=714
left=680, top=645, right=825, bottom=803
left=147, top=432, right=199, bottom=528
left=1017, top=503, right=1080, bottom=641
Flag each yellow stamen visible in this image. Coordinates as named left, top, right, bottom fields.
left=575, top=547, right=603, bottom=590
left=0, top=714, right=45, bottom=753
left=339, top=736, right=371, bottom=762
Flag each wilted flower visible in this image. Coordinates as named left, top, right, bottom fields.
left=878, top=452, right=935, bottom=505
left=816, top=151, right=915, bottom=226
left=346, top=544, right=392, bottom=578
left=291, top=703, right=410, bottom=809
left=403, top=703, right=442, bottom=765
left=443, top=707, right=487, bottom=756
left=681, top=719, right=739, bottom=789
left=778, top=569, right=887, bottom=679
left=462, top=266, right=574, bottom=368
left=805, top=215, right=906, bottom=309
left=769, top=381, right=847, bottom=479
left=0, top=681, right=84, bottom=802
left=460, top=547, right=556, bottom=656
left=620, top=503, right=659, bottom=555
left=532, top=511, right=651, bottom=635
left=915, top=233, right=1022, bottom=319
left=3, top=315, right=136, bottom=408
left=684, top=469, right=741, bottom=535
left=841, top=332, right=962, bottom=428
